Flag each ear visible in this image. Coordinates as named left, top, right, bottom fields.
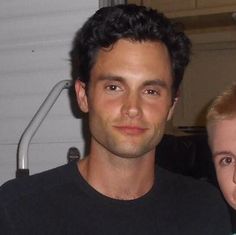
left=167, top=97, right=178, bottom=121
left=75, top=80, right=89, bottom=113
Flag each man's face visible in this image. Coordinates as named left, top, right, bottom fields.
left=76, top=39, right=175, bottom=159
left=208, top=118, right=236, bottom=210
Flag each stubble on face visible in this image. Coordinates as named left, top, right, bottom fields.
left=85, top=39, right=174, bottom=160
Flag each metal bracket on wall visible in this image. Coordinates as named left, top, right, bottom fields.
left=16, top=80, right=72, bottom=177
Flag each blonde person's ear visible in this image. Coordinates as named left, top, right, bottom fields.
left=75, top=80, right=89, bottom=113
left=167, top=97, right=178, bottom=121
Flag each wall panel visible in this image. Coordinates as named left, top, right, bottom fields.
left=0, top=0, right=98, bottom=185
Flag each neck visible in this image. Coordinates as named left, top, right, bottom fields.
left=77, top=145, right=155, bottom=200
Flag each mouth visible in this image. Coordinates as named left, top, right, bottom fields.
left=113, top=125, right=148, bottom=135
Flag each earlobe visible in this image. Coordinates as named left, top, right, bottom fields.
left=75, top=80, right=89, bottom=113
left=167, top=97, right=178, bottom=121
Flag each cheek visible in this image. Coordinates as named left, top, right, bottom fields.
left=145, top=102, right=171, bottom=123
left=91, top=92, right=123, bottom=113
left=221, top=182, right=236, bottom=210
left=216, top=168, right=232, bottom=187
left=88, top=99, right=118, bottom=130
left=216, top=168, right=235, bottom=197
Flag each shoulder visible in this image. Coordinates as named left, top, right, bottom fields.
left=0, top=161, right=77, bottom=207
left=157, top=166, right=228, bottom=208
left=158, top=166, right=218, bottom=191
left=156, top=167, right=231, bottom=233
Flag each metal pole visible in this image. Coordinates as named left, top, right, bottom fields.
left=16, top=80, right=72, bottom=177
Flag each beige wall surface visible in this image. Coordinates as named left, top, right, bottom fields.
left=173, top=42, right=236, bottom=127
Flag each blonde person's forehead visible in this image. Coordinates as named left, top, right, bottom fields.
left=208, top=118, right=236, bottom=151
left=207, top=116, right=236, bottom=135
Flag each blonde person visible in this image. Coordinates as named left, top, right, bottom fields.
left=207, top=82, right=236, bottom=234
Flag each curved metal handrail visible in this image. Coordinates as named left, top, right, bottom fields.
left=17, top=80, right=72, bottom=177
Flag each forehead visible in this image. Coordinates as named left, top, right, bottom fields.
left=209, top=118, right=236, bottom=154
left=90, top=39, right=173, bottom=86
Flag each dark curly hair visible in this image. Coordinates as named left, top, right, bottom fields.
left=70, top=4, right=191, bottom=96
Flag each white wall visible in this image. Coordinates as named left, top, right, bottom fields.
left=0, top=0, right=98, bottom=185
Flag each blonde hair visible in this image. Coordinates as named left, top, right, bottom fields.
left=207, top=82, right=236, bottom=125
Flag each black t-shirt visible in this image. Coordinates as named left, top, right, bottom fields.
left=0, top=160, right=231, bottom=234
left=230, top=206, right=236, bottom=233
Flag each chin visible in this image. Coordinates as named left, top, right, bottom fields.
left=111, top=147, right=152, bottom=159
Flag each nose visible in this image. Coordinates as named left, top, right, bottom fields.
left=121, top=93, right=142, bottom=119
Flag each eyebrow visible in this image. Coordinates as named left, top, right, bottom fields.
left=213, top=150, right=234, bottom=158
left=97, top=75, right=168, bottom=88
left=97, top=75, right=124, bottom=83
left=142, top=79, right=168, bottom=89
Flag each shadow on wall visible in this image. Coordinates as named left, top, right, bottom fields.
left=194, top=99, right=214, bottom=127
left=156, top=133, right=217, bottom=186
left=157, top=99, right=218, bottom=186
left=68, top=82, right=91, bottom=157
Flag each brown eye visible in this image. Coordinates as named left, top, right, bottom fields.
left=107, top=85, right=117, bottom=90
left=144, top=89, right=160, bottom=96
left=105, top=84, right=122, bottom=92
left=220, top=156, right=234, bottom=166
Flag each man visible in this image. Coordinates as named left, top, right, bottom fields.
left=207, top=82, right=236, bottom=234
left=0, top=4, right=231, bottom=234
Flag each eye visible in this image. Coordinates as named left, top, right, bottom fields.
left=105, top=84, right=122, bottom=92
left=144, top=89, right=160, bottom=96
left=219, top=156, right=234, bottom=167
